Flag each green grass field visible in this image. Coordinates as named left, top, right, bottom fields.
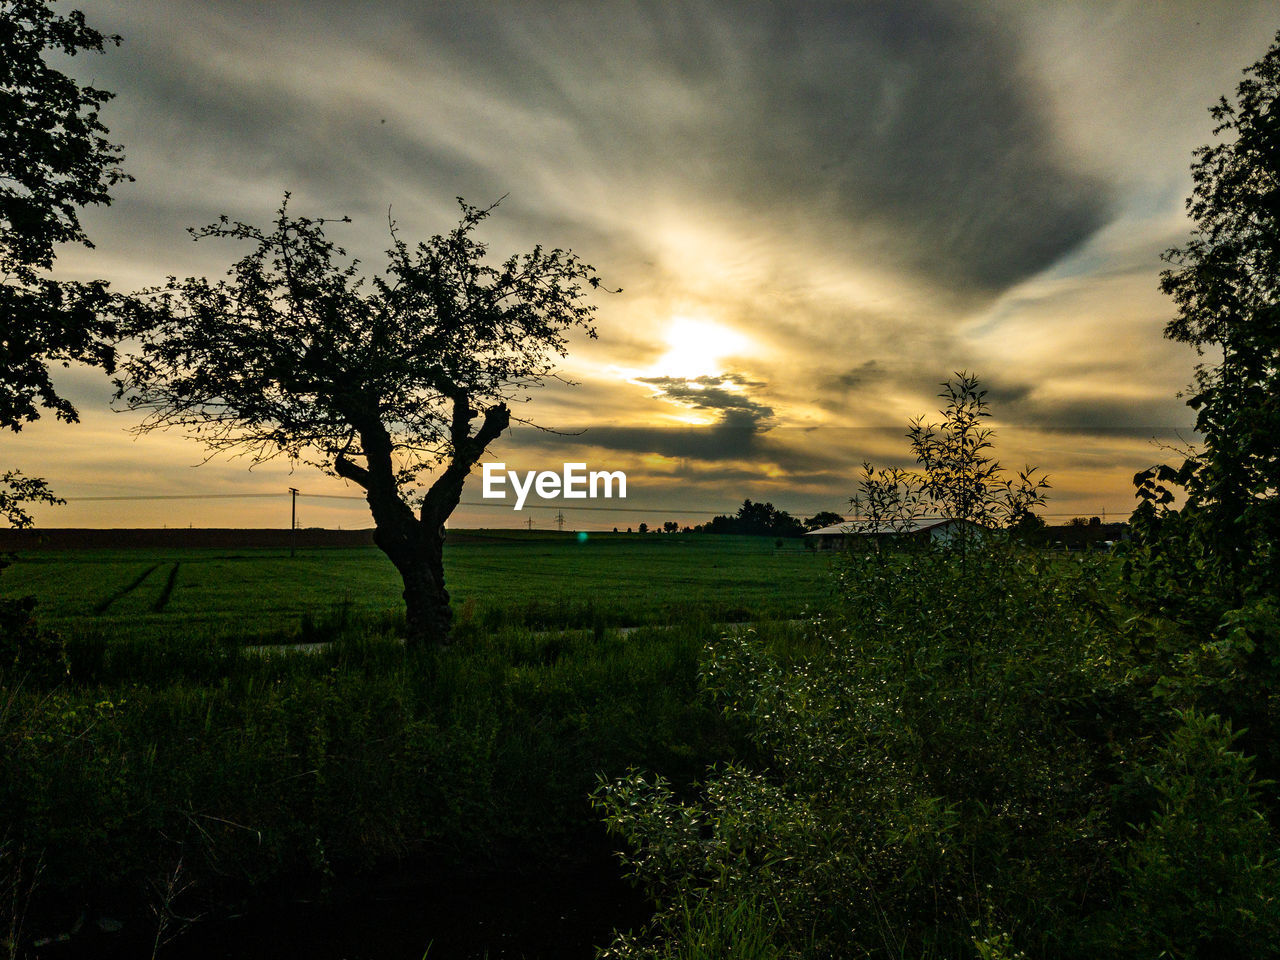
left=0, top=531, right=832, bottom=642
left=2, top=529, right=826, bottom=951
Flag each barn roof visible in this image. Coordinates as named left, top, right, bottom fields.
left=804, top=518, right=972, bottom=536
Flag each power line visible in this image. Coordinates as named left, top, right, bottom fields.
left=59, top=490, right=1136, bottom=520
left=65, top=493, right=282, bottom=501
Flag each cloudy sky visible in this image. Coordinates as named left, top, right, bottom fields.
left=10, top=0, right=1279, bottom=529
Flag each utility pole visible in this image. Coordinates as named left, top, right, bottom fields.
left=526, top=516, right=534, bottom=531
left=289, top=487, right=298, bottom=558
left=555, top=509, right=565, bottom=532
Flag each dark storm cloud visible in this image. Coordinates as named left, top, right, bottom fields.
left=977, top=378, right=1037, bottom=407
left=509, top=416, right=856, bottom=475
left=71, top=20, right=500, bottom=222
left=826, top=361, right=886, bottom=393
left=534, top=419, right=856, bottom=475
left=635, top=374, right=773, bottom=420
left=501, top=370, right=846, bottom=472
left=575, top=409, right=766, bottom=462
left=664, top=461, right=849, bottom=489
left=80, top=0, right=1112, bottom=297
left=399, top=0, right=1112, bottom=292
left=889, top=372, right=1197, bottom=436
left=1007, top=395, right=1198, bottom=436
left=819, top=366, right=1193, bottom=438
left=874, top=376, right=1197, bottom=437
left=519, top=370, right=780, bottom=462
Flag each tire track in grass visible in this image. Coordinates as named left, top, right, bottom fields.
left=92, top=563, right=161, bottom=614
left=152, top=562, right=181, bottom=612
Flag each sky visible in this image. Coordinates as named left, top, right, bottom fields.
left=8, top=0, right=1279, bottom=530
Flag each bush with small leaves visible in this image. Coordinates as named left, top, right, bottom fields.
left=1102, top=710, right=1280, bottom=958
left=0, top=592, right=67, bottom=686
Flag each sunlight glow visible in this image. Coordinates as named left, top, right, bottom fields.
left=651, top=316, right=751, bottom=379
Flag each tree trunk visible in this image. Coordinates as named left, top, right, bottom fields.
left=336, top=398, right=509, bottom=650
left=369, top=507, right=452, bottom=649
left=336, top=424, right=452, bottom=649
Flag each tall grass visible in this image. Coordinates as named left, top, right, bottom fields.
left=0, top=612, right=759, bottom=944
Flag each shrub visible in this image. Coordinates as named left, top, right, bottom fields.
left=595, top=535, right=1127, bottom=958
left=0, top=594, right=67, bottom=687
left=593, top=377, right=1123, bottom=957
left=593, top=375, right=1280, bottom=958
left=1102, top=710, right=1280, bottom=958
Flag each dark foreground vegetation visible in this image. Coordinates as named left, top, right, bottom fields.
left=594, top=539, right=1279, bottom=959
left=1, top=614, right=777, bottom=957
left=587, top=29, right=1280, bottom=953
left=582, top=383, right=1279, bottom=958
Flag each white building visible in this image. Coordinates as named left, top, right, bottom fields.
left=805, top=517, right=983, bottom=550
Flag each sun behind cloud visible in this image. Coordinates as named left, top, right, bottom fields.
left=650, top=315, right=751, bottom=379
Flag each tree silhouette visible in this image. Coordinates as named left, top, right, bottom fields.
left=852, top=373, right=1049, bottom=538
left=803, top=510, right=845, bottom=531
left=1, top=0, right=130, bottom=526
left=1150, top=29, right=1280, bottom=601
left=116, top=197, right=604, bottom=647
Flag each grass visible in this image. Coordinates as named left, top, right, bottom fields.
left=0, top=535, right=1140, bottom=957
left=0, top=531, right=830, bottom=952
left=0, top=532, right=831, bottom=643
left=0, top=619, right=784, bottom=949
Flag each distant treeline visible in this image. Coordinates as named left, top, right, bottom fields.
left=615, top=500, right=816, bottom=537
left=1030, top=518, right=1128, bottom=550
left=0, top=528, right=378, bottom=551
left=693, top=500, right=807, bottom=537
left=626, top=506, right=1129, bottom=546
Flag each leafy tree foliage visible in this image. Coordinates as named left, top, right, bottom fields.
left=115, top=197, right=604, bottom=647
left=801, top=510, right=844, bottom=531
left=1124, top=31, right=1280, bottom=767
left=0, top=586, right=66, bottom=682
left=1068, top=516, right=1101, bottom=528
left=700, top=500, right=804, bottom=537
left=1133, top=30, right=1280, bottom=601
left=1, top=0, right=129, bottom=525
left=1105, top=711, right=1280, bottom=957
left=0, top=470, right=59, bottom=528
left=599, top=547, right=1130, bottom=959
left=853, top=373, right=1049, bottom=535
